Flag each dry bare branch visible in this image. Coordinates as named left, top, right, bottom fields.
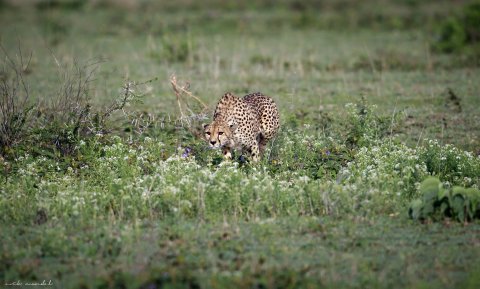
left=170, top=74, right=208, bottom=117
left=0, top=44, right=34, bottom=151
left=169, top=74, right=210, bottom=137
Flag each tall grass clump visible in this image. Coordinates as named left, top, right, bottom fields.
left=0, top=48, right=34, bottom=155
left=343, top=98, right=392, bottom=147
left=34, top=60, right=100, bottom=157
left=265, top=125, right=353, bottom=180
left=148, top=33, right=193, bottom=63
left=0, top=49, right=154, bottom=169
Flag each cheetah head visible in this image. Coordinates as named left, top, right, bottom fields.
left=203, top=121, right=236, bottom=148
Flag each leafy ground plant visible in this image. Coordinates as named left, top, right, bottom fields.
left=409, top=177, right=480, bottom=222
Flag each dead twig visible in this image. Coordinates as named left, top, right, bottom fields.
left=169, top=74, right=210, bottom=136
left=170, top=74, right=208, bottom=117
left=170, top=75, right=186, bottom=119
left=0, top=44, right=34, bottom=151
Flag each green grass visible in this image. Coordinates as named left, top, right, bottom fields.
left=3, top=217, right=480, bottom=289
left=1, top=1, right=480, bottom=288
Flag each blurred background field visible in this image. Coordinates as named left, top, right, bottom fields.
left=1, top=0, right=479, bottom=149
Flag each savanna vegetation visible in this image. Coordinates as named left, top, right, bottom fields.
left=1, top=0, right=480, bottom=288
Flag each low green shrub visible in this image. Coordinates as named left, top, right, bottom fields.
left=341, top=141, right=428, bottom=198
left=0, top=51, right=154, bottom=166
left=265, top=126, right=353, bottom=180
left=343, top=98, right=392, bottom=147
left=419, top=139, right=480, bottom=188
left=409, top=177, right=480, bottom=222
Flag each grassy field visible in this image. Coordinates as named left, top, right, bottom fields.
left=1, top=1, right=480, bottom=288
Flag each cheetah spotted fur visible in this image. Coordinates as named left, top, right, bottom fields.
left=204, top=92, right=280, bottom=162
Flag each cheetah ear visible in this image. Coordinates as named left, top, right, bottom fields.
left=223, top=92, right=236, bottom=99
left=202, top=123, right=209, bottom=129
left=229, top=123, right=238, bottom=131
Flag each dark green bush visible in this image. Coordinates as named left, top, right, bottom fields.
left=409, top=177, right=480, bottom=222
left=433, top=18, right=466, bottom=53
left=464, top=2, right=480, bottom=43
left=433, top=2, right=480, bottom=54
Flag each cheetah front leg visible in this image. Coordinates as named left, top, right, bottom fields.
left=222, top=146, right=233, bottom=160
left=250, top=143, right=260, bottom=162
left=257, top=133, right=268, bottom=156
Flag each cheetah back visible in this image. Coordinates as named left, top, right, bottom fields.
left=243, top=92, right=280, bottom=140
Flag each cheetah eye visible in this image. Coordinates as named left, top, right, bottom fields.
left=218, top=132, right=224, bottom=135
left=205, top=132, right=211, bottom=136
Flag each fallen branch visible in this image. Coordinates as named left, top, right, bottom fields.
left=170, top=74, right=208, bottom=117
left=169, top=74, right=209, bottom=136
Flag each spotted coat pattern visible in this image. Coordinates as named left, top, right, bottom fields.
left=204, top=92, right=280, bottom=162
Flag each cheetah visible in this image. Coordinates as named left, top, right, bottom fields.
left=203, top=92, right=280, bottom=162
